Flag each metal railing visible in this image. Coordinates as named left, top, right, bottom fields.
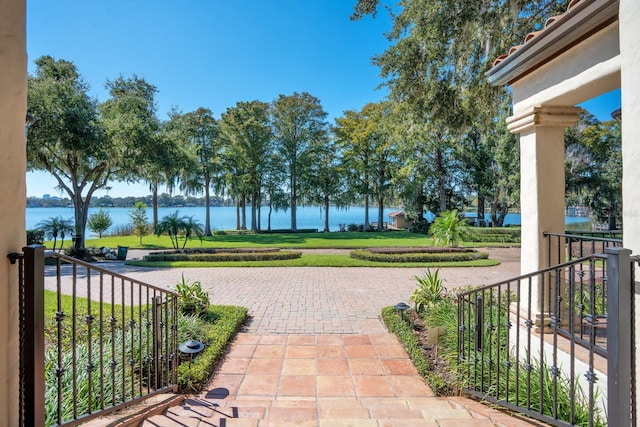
left=457, top=248, right=635, bottom=427
left=9, top=245, right=179, bottom=427
left=545, top=231, right=623, bottom=265
left=544, top=232, right=623, bottom=355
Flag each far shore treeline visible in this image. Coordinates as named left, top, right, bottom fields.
left=27, top=194, right=233, bottom=209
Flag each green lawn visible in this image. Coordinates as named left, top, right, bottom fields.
left=126, top=253, right=501, bottom=268
left=84, top=230, right=518, bottom=250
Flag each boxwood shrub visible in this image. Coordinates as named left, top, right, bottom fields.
left=350, top=249, right=488, bottom=263
left=366, top=247, right=476, bottom=254
left=380, top=306, right=430, bottom=377
left=177, top=305, right=248, bottom=393
left=469, top=227, right=520, bottom=243
left=144, top=250, right=302, bottom=262
left=258, top=228, right=318, bottom=234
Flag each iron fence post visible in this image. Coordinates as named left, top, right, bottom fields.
left=606, top=246, right=632, bottom=427
left=23, top=245, right=45, bottom=427
left=475, top=295, right=484, bottom=351
left=152, top=296, right=162, bottom=389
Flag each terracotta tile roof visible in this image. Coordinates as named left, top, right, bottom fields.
left=492, top=0, right=584, bottom=68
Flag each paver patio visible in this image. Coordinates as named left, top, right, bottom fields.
left=84, top=247, right=545, bottom=426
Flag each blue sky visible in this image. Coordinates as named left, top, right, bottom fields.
left=26, top=1, right=620, bottom=198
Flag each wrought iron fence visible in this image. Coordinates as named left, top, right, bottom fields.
left=9, top=245, right=179, bottom=427
left=545, top=231, right=622, bottom=265
left=457, top=248, right=635, bottom=427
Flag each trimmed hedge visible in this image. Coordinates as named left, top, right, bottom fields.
left=258, top=228, right=318, bottom=234
left=469, top=227, right=520, bottom=243
left=177, top=305, right=248, bottom=393
left=350, top=249, right=488, bottom=263
left=381, top=306, right=430, bottom=377
left=151, top=247, right=281, bottom=255
left=366, top=247, right=475, bottom=254
left=144, top=250, right=302, bottom=262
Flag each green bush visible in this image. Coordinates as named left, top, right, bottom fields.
left=350, top=249, right=488, bottom=263
left=366, top=247, right=475, bottom=254
left=410, top=269, right=446, bottom=313
left=88, top=209, right=114, bottom=238
left=258, top=228, right=318, bottom=234
left=408, top=220, right=430, bottom=234
left=144, top=250, right=302, bottom=262
left=469, top=227, right=520, bottom=243
left=429, top=210, right=471, bottom=247
left=27, top=229, right=45, bottom=245
left=174, top=274, right=210, bottom=316
left=380, top=306, right=430, bottom=377
left=177, top=305, right=247, bottom=392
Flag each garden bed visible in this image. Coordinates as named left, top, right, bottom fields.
left=351, top=247, right=488, bottom=263
left=144, top=248, right=302, bottom=262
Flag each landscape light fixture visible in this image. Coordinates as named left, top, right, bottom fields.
left=179, top=339, right=205, bottom=367
left=394, top=302, right=410, bottom=321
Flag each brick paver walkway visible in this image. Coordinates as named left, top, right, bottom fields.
left=83, top=248, right=544, bottom=426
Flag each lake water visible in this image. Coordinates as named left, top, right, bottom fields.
left=25, top=205, right=592, bottom=238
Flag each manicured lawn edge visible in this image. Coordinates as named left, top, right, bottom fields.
left=381, top=306, right=429, bottom=376
left=381, top=305, right=458, bottom=396
left=177, top=305, right=248, bottom=393
left=351, top=249, right=489, bottom=263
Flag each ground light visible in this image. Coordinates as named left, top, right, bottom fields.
left=394, top=302, right=410, bottom=321
left=179, top=339, right=205, bottom=367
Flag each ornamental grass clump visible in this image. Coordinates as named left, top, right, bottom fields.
left=409, top=268, right=447, bottom=313
left=174, top=273, right=210, bottom=316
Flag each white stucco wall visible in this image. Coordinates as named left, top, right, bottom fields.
left=0, top=0, right=27, bottom=424
left=508, top=107, right=580, bottom=278
left=619, top=0, right=640, bottom=422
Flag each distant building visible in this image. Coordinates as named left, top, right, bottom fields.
left=387, top=211, right=414, bottom=230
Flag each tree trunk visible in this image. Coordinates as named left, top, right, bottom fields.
left=290, top=176, right=298, bottom=232
left=476, top=194, right=485, bottom=227
left=151, top=182, right=159, bottom=229
left=491, top=204, right=508, bottom=227
left=364, top=194, right=370, bottom=231
left=235, top=198, right=241, bottom=230
left=257, top=194, right=262, bottom=231
left=436, top=147, right=446, bottom=213
left=241, top=194, right=247, bottom=230
left=204, top=177, right=212, bottom=236
left=377, top=196, right=384, bottom=231
left=268, top=202, right=273, bottom=231
left=323, top=195, right=330, bottom=232
left=251, top=189, right=258, bottom=232
left=72, top=193, right=89, bottom=249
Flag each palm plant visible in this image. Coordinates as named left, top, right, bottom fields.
left=181, top=216, right=204, bottom=249
left=155, top=211, right=187, bottom=250
left=37, top=216, right=74, bottom=252
left=429, top=209, right=470, bottom=247
left=155, top=211, right=204, bottom=250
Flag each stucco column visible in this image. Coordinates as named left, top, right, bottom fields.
left=0, top=0, right=27, bottom=424
left=507, top=106, right=580, bottom=325
left=619, top=0, right=640, bottom=421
